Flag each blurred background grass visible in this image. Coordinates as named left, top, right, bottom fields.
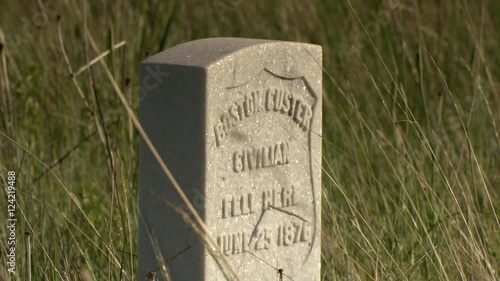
left=0, top=0, right=499, bottom=280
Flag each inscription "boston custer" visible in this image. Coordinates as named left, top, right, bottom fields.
left=233, top=140, right=290, bottom=173
left=214, top=87, right=313, bottom=146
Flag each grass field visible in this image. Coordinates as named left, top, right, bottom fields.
left=0, top=0, right=499, bottom=280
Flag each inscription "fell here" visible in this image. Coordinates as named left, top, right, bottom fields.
left=221, top=184, right=296, bottom=219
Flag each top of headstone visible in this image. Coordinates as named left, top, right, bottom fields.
left=141, top=37, right=321, bottom=68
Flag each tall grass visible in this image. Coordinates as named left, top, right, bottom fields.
left=0, top=0, right=498, bottom=280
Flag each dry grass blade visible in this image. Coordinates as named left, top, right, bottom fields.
left=72, top=41, right=126, bottom=78
left=56, top=18, right=92, bottom=114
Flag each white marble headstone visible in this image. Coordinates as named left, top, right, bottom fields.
left=139, top=38, right=322, bottom=280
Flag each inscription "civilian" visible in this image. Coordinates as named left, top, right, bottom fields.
left=233, top=141, right=290, bottom=173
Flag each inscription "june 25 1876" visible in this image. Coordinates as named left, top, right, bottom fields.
left=216, top=220, right=312, bottom=256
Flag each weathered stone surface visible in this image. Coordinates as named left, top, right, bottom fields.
left=139, top=38, right=322, bottom=280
